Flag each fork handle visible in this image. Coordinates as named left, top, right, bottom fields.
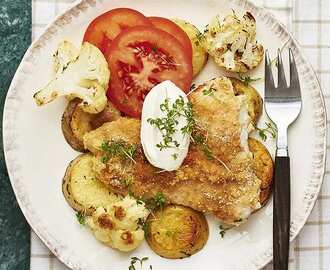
left=273, top=156, right=290, bottom=270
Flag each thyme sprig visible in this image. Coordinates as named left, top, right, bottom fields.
left=255, top=121, right=277, bottom=141
left=147, top=96, right=195, bottom=151
left=238, top=74, right=262, bottom=86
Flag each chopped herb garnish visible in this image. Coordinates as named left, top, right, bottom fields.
left=154, top=192, right=166, bottom=209
left=172, top=153, right=178, bottom=160
left=120, top=178, right=131, bottom=188
left=255, top=121, right=277, bottom=141
left=129, top=256, right=151, bottom=270
left=143, top=192, right=167, bottom=212
left=219, top=224, right=230, bottom=238
left=101, top=140, right=137, bottom=163
left=101, top=156, right=109, bottom=163
left=147, top=96, right=194, bottom=151
left=202, top=144, right=214, bottom=160
left=238, top=74, right=261, bottom=86
left=192, top=133, right=213, bottom=160
left=202, top=86, right=217, bottom=96
left=76, top=211, right=86, bottom=225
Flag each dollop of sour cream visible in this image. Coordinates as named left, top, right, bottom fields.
left=141, top=80, right=191, bottom=171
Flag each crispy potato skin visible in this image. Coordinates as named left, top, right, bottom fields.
left=146, top=205, right=209, bottom=259
left=248, top=138, right=274, bottom=206
left=62, top=98, right=88, bottom=152
left=230, top=78, right=263, bottom=125
left=172, top=19, right=208, bottom=77
left=61, top=98, right=121, bottom=152
left=62, top=154, right=119, bottom=215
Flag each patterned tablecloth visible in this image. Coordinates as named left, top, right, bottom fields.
left=30, top=0, right=330, bottom=269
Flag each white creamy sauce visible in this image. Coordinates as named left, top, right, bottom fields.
left=141, top=80, right=190, bottom=171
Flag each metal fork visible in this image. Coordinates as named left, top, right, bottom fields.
left=264, top=48, right=302, bottom=270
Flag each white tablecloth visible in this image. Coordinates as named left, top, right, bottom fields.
left=30, top=0, right=330, bottom=269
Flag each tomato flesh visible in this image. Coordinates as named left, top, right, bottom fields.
left=149, top=16, right=193, bottom=60
left=107, top=26, right=193, bottom=118
left=83, top=8, right=152, bottom=54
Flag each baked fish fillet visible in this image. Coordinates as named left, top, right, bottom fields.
left=84, top=77, right=261, bottom=225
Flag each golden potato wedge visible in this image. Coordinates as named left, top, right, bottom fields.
left=172, top=19, right=208, bottom=77
left=61, top=98, right=121, bottom=152
left=230, top=77, right=263, bottom=125
left=62, top=154, right=119, bottom=215
left=62, top=98, right=88, bottom=152
left=248, top=138, right=274, bottom=206
left=146, top=205, right=209, bottom=259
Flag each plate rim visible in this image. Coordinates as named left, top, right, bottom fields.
left=2, top=0, right=327, bottom=269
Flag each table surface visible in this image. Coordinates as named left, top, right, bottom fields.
left=29, top=0, right=330, bottom=269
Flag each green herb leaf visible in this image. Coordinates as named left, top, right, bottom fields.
left=238, top=74, right=261, bottom=86
left=101, top=140, right=137, bottom=163
left=255, top=121, right=277, bottom=141
left=155, top=192, right=166, bottom=210
left=171, top=153, right=178, bottom=160
left=143, top=192, right=167, bottom=212
left=202, top=86, right=217, bottom=96
left=148, top=96, right=195, bottom=151
left=192, top=132, right=213, bottom=160
left=120, top=178, right=131, bottom=188
left=101, top=156, right=109, bottom=163
left=128, top=256, right=151, bottom=270
left=76, top=211, right=86, bottom=225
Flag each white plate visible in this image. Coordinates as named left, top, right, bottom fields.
left=3, top=0, right=327, bottom=269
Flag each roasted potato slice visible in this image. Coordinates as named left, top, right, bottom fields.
left=248, top=138, right=274, bottom=206
left=62, top=154, right=119, bottom=215
left=230, top=77, right=263, bottom=125
left=146, top=205, right=209, bottom=259
left=172, top=19, right=208, bottom=77
left=61, top=98, right=121, bottom=152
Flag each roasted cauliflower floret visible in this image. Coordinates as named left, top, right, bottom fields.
left=86, top=196, right=149, bottom=252
left=33, top=41, right=110, bottom=113
left=53, top=40, right=79, bottom=74
left=203, top=12, right=264, bottom=73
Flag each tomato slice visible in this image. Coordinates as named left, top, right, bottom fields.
left=149, top=17, right=193, bottom=60
left=83, top=8, right=152, bottom=54
left=107, top=26, right=193, bottom=118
